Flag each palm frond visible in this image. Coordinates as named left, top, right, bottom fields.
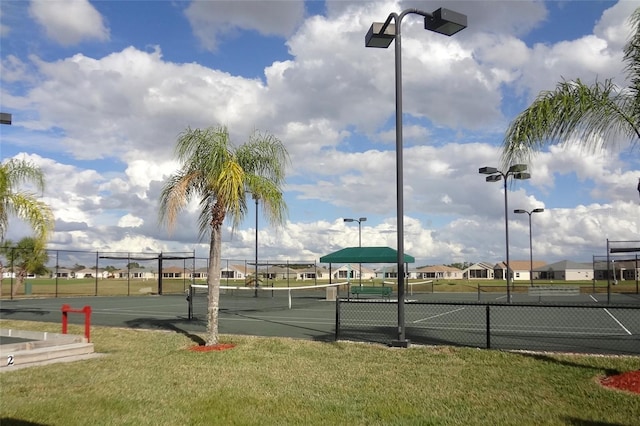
left=502, top=78, right=638, bottom=167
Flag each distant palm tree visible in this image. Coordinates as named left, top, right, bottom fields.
left=0, top=159, right=54, bottom=297
left=159, top=126, right=289, bottom=346
left=502, top=7, right=640, bottom=166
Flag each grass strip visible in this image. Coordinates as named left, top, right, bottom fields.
left=1, top=319, right=639, bottom=425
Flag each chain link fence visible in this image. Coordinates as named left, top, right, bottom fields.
left=0, top=248, right=316, bottom=299
left=336, top=300, right=640, bottom=355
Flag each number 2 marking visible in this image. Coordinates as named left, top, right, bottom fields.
left=7, top=355, right=14, bottom=366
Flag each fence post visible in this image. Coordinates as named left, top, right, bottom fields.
left=335, top=298, right=341, bottom=341
left=485, top=305, right=491, bottom=349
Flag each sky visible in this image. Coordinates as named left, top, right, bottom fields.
left=1, top=0, right=639, bottom=268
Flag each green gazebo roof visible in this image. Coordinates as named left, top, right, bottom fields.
left=319, top=246, right=415, bottom=264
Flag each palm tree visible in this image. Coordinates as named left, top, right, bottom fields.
left=159, top=126, right=289, bottom=346
left=502, top=7, right=640, bottom=166
left=0, top=159, right=54, bottom=297
left=0, top=237, right=49, bottom=297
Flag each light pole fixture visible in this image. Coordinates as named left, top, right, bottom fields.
left=343, top=217, right=367, bottom=247
left=366, top=7, right=467, bottom=347
left=479, top=164, right=531, bottom=302
left=344, top=217, right=367, bottom=286
left=0, top=112, right=11, bottom=125
left=514, top=208, right=544, bottom=287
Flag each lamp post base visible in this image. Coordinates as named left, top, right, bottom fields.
left=390, top=339, right=410, bottom=348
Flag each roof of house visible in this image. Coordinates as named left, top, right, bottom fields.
left=496, top=261, right=547, bottom=271
left=320, top=247, right=415, bottom=264
left=416, top=265, right=462, bottom=273
left=465, top=262, right=494, bottom=270
left=335, top=264, right=376, bottom=273
left=533, top=260, right=593, bottom=271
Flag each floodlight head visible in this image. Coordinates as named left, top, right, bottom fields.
left=359, top=217, right=367, bottom=222
left=343, top=218, right=355, bottom=223
left=508, top=164, right=528, bottom=173
left=424, top=8, right=467, bottom=36
left=0, top=112, right=11, bottom=125
left=532, top=208, right=545, bottom=213
left=513, top=172, right=531, bottom=180
left=486, top=175, right=502, bottom=183
left=513, top=209, right=526, bottom=214
left=479, top=166, right=498, bottom=175
left=365, top=22, right=396, bottom=48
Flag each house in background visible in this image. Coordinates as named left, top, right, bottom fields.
left=534, top=260, right=593, bottom=281
left=192, top=267, right=208, bottom=280
left=52, top=268, right=72, bottom=279
left=594, top=259, right=640, bottom=281
left=73, top=268, right=111, bottom=279
left=462, top=262, right=495, bottom=279
left=220, top=264, right=248, bottom=280
left=1, top=267, right=37, bottom=279
left=416, top=265, right=463, bottom=280
left=494, top=260, right=547, bottom=282
left=333, top=264, right=376, bottom=281
left=296, top=266, right=325, bottom=281
left=263, top=265, right=297, bottom=280
left=117, top=267, right=155, bottom=280
left=161, top=266, right=190, bottom=279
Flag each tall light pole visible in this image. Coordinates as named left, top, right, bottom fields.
left=343, top=217, right=366, bottom=247
left=344, top=217, right=367, bottom=285
left=514, top=208, right=544, bottom=287
left=479, top=165, right=531, bottom=303
left=367, top=8, right=467, bottom=347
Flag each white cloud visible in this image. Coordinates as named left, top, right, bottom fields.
left=3, top=1, right=639, bottom=267
left=118, top=214, right=144, bottom=228
left=184, top=0, right=305, bottom=51
left=28, top=0, right=109, bottom=46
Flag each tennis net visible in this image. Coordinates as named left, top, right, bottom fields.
left=382, top=280, right=434, bottom=295
left=187, top=282, right=348, bottom=319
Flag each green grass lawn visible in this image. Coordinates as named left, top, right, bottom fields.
left=1, top=319, right=639, bottom=425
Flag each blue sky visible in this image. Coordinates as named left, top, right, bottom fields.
left=1, top=0, right=639, bottom=267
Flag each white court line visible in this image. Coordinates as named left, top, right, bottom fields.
left=417, top=325, right=629, bottom=337
left=589, top=294, right=598, bottom=302
left=412, top=307, right=466, bottom=324
left=603, top=308, right=632, bottom=335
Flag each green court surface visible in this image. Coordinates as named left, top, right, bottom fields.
left=0, top=291, right=338, bottom=342
left=2, top=288, right=639, bottom=354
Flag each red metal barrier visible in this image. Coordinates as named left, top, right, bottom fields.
left=61, top=304, right=92, bottom=342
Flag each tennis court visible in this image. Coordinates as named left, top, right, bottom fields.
left=0, top=284, right=342, bottom=342
left=2, top=283, right=639, bottom=354
left=337, top=294, right=640, bottom=355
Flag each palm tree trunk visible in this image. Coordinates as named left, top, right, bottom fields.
left=11, top=271, right=25, bottom=298
left=0, top=262, right=3, bottom=299
left=206, top=224, right=222, bottom=346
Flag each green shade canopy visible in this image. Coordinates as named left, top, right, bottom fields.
left=320, top=246, right=415, bottom=264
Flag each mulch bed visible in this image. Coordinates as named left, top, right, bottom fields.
left=600, top=370, right=640, bottom=394
left=188, top=343, right=236, bottom=352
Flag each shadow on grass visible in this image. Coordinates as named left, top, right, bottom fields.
left=0, top=418, right=48, bottom=426
left=563, top=417, right=628, bottom=426
left=515, top=352, right=620, bottom=376
left=125, top=318, right=205, bottom=346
